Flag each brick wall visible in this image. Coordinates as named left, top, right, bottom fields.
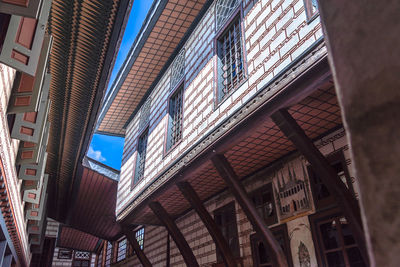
left=117, top=0, right=324, bottom=216
left=116, top=128, right=358, bottom=267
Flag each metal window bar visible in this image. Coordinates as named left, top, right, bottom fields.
left=105, top=242, right=112, bottom=266
left=117, top=239, right=127, bottom=262
left=168, top=86, right=184, bottom=150
left=220, top=18, right=244, bottom=100
left=135, top=227, right=145, bottom=250
left=135, top=130, right=148, bottom=183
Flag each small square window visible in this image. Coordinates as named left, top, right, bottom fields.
left=166, top=84, right=184, bottom=151
left=216, top=15, right=245, bottom=103
left=304, top=0, right=319, bottom=20
left=133, top=129, right=149, bottom=185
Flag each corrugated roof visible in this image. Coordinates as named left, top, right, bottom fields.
left=46, top=0, right=131, bottom=221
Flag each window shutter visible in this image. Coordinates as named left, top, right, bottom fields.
left=0, top=0, right=45, bottom=18
left=10, top=73, right=51, bottom=143
left=0, top=0, right=51, bottom=75
left=23, top=173, right=48, bottom=204
left=19, top=152, right=47, bottom=191
left=27, top=195, right=48, bottom=247
left=25, top=180, right=48, bottom=221
left=16, top=120, right=50, bottom=165
left=7, top=35, right=52, bottom=113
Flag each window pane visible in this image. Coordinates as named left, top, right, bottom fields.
left=347, top=247, right=366, bottom=267
left=326, top=251, right=345, bottom=267
left=320, top=221, right=340, bottom=250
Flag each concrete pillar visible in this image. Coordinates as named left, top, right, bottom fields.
left=316, top=1, right=400, bottom=266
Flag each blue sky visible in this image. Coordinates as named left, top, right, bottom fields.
left=87, top=0, right=154, bottom=170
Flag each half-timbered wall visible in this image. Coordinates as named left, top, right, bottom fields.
left=118, top=0, right=323, bottom=217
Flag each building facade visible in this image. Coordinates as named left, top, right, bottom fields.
left=95, top=0, right=368, bottom=266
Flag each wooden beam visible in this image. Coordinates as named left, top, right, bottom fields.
left=211, top=154, right=289, bottom=267
left=121, top=56, right=331, bottom=226
left=177, top=181, right=238, bottom=267
left=271, top=109, right=369, bottom=264
left=122, top=226, right=152, bottom=267
left=149, top=202, right=199, bottom=267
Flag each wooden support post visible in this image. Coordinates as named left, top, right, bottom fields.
left=271, top=109, right=369, bottom=264
left=177, top=181, right=238, bottom=267
left=149, top=202, right=199, bottom=267
left=122, top=225, right=152, bottom=267
left=211, top=155, right=289, bottom=267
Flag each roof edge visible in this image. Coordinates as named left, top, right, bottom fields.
left=96, top=0, right=168, bottom=133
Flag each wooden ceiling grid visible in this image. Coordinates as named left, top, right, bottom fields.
left=129, top=83, right=343, bottom=225
left=98, top=0, right=207, bottom=135
left=45, top=0, right=120, bottom=220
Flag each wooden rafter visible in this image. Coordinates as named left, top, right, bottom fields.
left=149, top=201, right=199, bottom=267
left=271, top=109, right=369, bottom=265
left=177, top=181, right=238, bottom=267
left=211, top=154, right=289, bottom=267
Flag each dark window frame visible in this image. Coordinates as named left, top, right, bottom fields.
left=105, top=241, right=112, bottom=266
left=165, top=81, right=185, bottom=154
left=250, top=224, right=293, bottom=267
left=307, top=150, right=355, bottom=211
left=116, top=238, right=127, bottom=262
left=132, top=127, right=149, bottom=188
left=309, top=208, right=366, bottom=267
left=214, top=5, right=247, bottom=106
left=135, top=226, right=145, bottom=251
left=213, top=201, right=240, bottom=263
left=57, top=248, right=73, bottom=259
left=303, top=0, right=319, bottom=22
left=250, top=183, right=278, bottom=226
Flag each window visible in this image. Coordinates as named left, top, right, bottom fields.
left=135, top=227, right=145, bottom=250
left=166, top=84, right=184, bottom=151
left=250, top=224, right=293, bottom=267
left=310, top=210, right=366, bottom=267
left=138, top=97, right=151, bottom=131
left=58, top=248, right=72, bottom=259
left=117, top=238, right=127, bottom=262
left=73, top=251, right=91, bottom=267
left=308, top=151, right=355, bottom=211
left=133, top=129, right=149, bottom=184
left=105, top=242, right=112, bottom=266
left=170, top=48, right=185, bottom=90
left=96, top=249, right=103, bottom=267
left=216, top=14, right=245, bottom=103
left=250, top=183, right=278, bottom=226
left=214, top=202, right=240, bottom=263
left=304, top=0, right=319, bottom=20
